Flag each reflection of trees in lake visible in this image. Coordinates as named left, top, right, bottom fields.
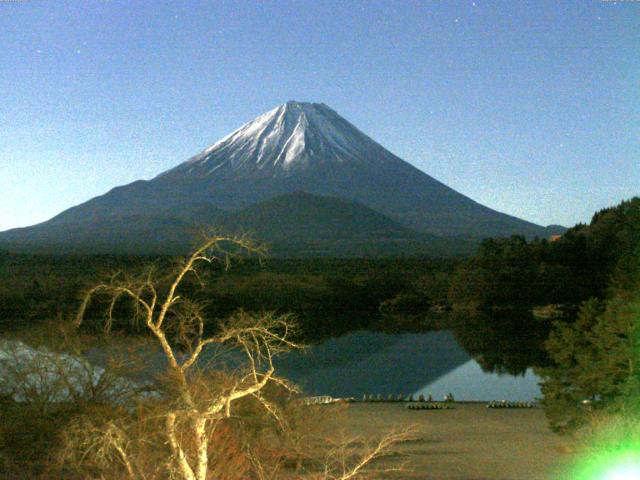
left=449, top=310, right=552, bottom=375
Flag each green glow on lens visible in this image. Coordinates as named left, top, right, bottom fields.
left=565, top=448, right=640, bottom=480
left=601, top=459, right=640, bottom=480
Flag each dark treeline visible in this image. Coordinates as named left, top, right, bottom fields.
left=2, top=197, right=638, bottom=369
left=534, top=198, right=640, bottom=433
left=0, top=253, right=161, bottom=331
left=0, top=252, right=458, bottom=341
left=420, top=197, right=640, bottom=380
left=447, top=196, right=640, bottom=433
left=448, top=197, right=640, bottom=310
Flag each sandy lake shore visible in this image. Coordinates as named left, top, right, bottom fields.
left=332, top=402, right=573, bottom=479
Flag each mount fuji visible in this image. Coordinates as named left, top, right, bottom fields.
left=0, top=101, right=561, bottom=255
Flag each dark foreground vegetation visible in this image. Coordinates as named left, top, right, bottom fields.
left=0, top=252, right=458, bottom=340
left=448, top=197, right=640, bottom=437
left=3, top=199, right=636, bottom=340
left=532, top=198, right=640, bottom=436
left=0, top=197, right=638, bottom=478
left=0, top=236, right=414, bottom=479
left=450, top=197, right=640, bottom=310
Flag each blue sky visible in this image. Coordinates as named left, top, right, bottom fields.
left=1, top=0, right=638, bottom=231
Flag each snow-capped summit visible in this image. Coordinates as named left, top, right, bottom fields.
left=0, top=101, right=557, bottom=255
left=161, top=101, right=400, bottom=179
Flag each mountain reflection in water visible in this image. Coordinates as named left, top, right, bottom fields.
left=85, top=311, right=549, bottom=402
left=414, top=361, right=540, bottom=401
left=274, top=329, right=542, bottom=400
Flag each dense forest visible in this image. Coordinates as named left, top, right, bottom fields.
left=439, top=196, right=640, bottom=434
left=0, top=252, right=457, bottom=341
left=3, top=197, right=638, bottom=357
left=534, top=198, right=640, bottom=434
left=448, top=197, right=640, bottom=310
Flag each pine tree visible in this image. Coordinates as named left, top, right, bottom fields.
left=538, top=247, right=640, bottom=434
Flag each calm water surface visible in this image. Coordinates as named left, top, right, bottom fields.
left=274, top=330, right=542, bottom=401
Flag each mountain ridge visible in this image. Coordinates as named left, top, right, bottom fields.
left=0, top=101, right=563, bottom=255
left=0, top=192, right=476, bottom=257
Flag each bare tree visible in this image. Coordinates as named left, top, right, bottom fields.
left=319, top=428, right=415, bottom=480
left=0, top=329, right=146, bottom=415
left=70, top=234, right=415, bottom=480
left=73, top=234, right=303, bottom=480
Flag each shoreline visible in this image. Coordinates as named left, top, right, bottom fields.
left=333, top=402, right=570, bottom=479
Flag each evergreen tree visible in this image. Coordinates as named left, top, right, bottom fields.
left=448, top=197, right=640, bottom=310
left=538, top=247, right=640, bottom=434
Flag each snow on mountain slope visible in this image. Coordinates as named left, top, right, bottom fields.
left=160, top=101, right=402, bottom=179
left=151, top=101, right=548, bottom=238
left=0, top=101, right=556, bottom=253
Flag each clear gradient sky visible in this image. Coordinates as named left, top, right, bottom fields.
left=1, top=0, right=638, bottom=232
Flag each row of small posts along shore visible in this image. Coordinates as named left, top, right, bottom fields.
left=360, top=394, right=536, bottom=409
left=486, top=400, right=535, bottom=409
left=361, top=393, right=454, bottom=403
left=361, top=393, right=457, bottom=410
left=300, top=394, right=536, bottom=408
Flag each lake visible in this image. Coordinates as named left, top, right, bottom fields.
left=274, top=330, right=542, bottom=401
left=1, top=329, right=543, bottom=403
